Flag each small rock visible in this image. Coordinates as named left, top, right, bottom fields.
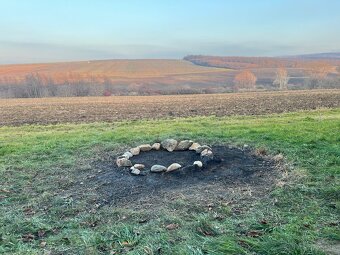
left=139, top=144, right=152, bottom=152
left=273, top=153, right=284, bottom=162
left=175, top=140, right=194, bottom=150
left=189, top=142, right=201, bottom=151
left=201, top=149, right=213, bottom=158
left=243, top=144, right=249, bottom=149
left=151, top=143, right=161, bottom=150
left=166, top=163, right=182, bottom=172
left=195, top=145, right=212, bottom=154
left=122, top=151, right=133, bottom=159
left=161, top=139, right=178, bottom=152
left=193, top=161, right=203, bottom=168
left=151, top=165, right=167, bottom=172
left=130, top=147, right=140, bottom=156
left=133, top=164, right=145, bottom=170
left=130, top=167, right=141, bottom=175
left=116, top=157, right=132, bottom=167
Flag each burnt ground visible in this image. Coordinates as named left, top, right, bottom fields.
left=87, top=146, right=282, bottom=208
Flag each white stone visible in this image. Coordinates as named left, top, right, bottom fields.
left=151, top=143, right=161, bottom=150
left=193, top=161, right=203, bottom=168
left=195, top=145, right=212, bottom=154
left=151, top=165, right=167, bottom=173
left=189, top=142, right=201, bottom=151
left=130, top=167, right=140, bottom=175
left=122, top=151, right=133, bottom=159
left=166, top=163, right=182, bottom=172
left=201, top=149, right=213, bottom=157
left=133, top=164, right=145, bottom=170
left=130, top=147, right=140, bottom=156
left=138, top=144, right=152, bottom=152
left=116, top=157, right=132, bottom=167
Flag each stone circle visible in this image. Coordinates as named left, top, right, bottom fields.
left=116, top=139, right=214, bottom=175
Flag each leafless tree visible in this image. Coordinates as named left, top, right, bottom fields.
left=273, top=68, right=289, bottom=90
left=305, top=61, right=334, bottom=88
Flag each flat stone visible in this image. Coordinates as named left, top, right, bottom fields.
left=138, top=144, right=152, bottom=152
left=133, top=164, right=145, bottom=170
left=151, top=143, right=161, bottom=150
left=130, top=167, right=141, bottom=175
left=166, top=163, right=182, bottom=172
left=195, top=145, right=212, bottom=154
left=130, top=147, right=140, bottom=156
left=122, top=151, right=133, bottom=159
left=161, top=139, right=178, bottom=152
left=175, top=140, right=194, bottom=150
left=189, top=142, right=201, bottom=151
left=193, top=161, right=203, bottom=168
left=151, top=164, right=167, bottom=173
left=116, top=157, right=132, bottom=167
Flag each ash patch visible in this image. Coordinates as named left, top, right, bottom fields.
left=90, top=146, right=278, bottom=206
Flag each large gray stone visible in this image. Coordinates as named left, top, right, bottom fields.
left=195, top=145, right=212, bottom=154
left=151, top=164, right=167, bottom=173
left=138, top=144, right=152, bottom=152
left=175, top=140, right=194, bottom=150
left=116, top=157, right=132, bottom=167
left=122, top=151, right=133, bottom=159
left=151, top=143, right=161, bottom=150
left=161, top=139, right=178, bottom=152
left=130, top=147, right=140, bottom=156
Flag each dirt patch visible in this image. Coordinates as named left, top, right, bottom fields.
left=89, top=146, right=280, bottom=208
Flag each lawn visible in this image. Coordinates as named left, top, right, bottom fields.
left=1, top=108, right=339, bottom=254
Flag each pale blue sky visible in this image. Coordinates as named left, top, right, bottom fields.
left=0, top=0, right=339, bottom=64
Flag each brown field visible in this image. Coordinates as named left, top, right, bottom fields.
left=1, top=89, right=339, bottom=126
left=0, top=59, right=226, bottom=83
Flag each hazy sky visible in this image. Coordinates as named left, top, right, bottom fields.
left=1, top=0, right=340, bottom=64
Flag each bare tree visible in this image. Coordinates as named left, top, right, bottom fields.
left=273, top=67, right=289, bottom=90
left=25, top=73, right=44, bottom=98
left=305, top=61, right=334, bottom=88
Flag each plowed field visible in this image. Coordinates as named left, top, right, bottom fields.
left=1, top=89, right=339, bottom=126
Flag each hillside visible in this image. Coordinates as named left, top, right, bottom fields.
left=184, top=55, right=340, bottom=69
left=0, top=59, right=224, bottom=83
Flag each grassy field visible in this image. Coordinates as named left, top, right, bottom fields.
left=1, top=108, right=339, bottom=254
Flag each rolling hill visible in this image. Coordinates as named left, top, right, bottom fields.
left=0, top=59, right=225, bottom=83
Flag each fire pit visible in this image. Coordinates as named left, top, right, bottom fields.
left=116, top=139, right=216, bottom=175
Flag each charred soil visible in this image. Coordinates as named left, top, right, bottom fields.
left=83, top=146, right=281, bottom=208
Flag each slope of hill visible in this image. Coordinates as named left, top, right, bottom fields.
left=184, top=55, right=340, bottom=69
left=0, top=59, right=224, bottom=83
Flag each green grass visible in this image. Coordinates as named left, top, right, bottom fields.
left=1, top=108, right=339, bottom=254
